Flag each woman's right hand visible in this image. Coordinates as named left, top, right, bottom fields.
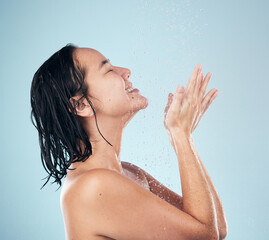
left=164, top=64, right=219, bottom=139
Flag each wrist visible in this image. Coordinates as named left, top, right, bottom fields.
left=169, top=127, right=191, bottom=140
left=170, top=127, right=195, bottom=146
left=169, top=129, right=195, bottom=154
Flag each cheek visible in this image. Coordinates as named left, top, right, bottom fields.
left=109, top=80, right=126, bottom=98
left=91, top=78, right=130, bottom=113
left=102, top=82, right=127, bottom=104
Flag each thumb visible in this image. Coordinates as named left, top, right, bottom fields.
left=170, top=85, right=185, bottom=109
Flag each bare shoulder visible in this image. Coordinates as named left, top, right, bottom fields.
left=61, top=168, right=111, bottom=202
left=61, top=166, right=138, bottom=204
left=61, top=168, right=129, bottom=207
left=60, top=168, right=105, bottom=210
left=60, top=169, right=122, bottom=239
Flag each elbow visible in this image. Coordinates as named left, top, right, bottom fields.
left=218, top=219, right=228, bottom=239
left=206, top=226, right=219, bottom=240
left=209, top=226, right=228, bottom=240
left=219, top=233, right=227, bottom=240
left=210, top=227, right=227, bottom=240
left=219, top=225, right=228, bottom=239
left=198, top=226, right=219, bottom=240
left=195, top=224, right=225, bottom=240
left=209, top=230, right=219, bottom=240
left=200, top=221, right=228, bottom=240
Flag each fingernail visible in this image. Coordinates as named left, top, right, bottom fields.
left=176, top=86, right=184, bottom=93
left=194, top=64, right=199, bottom=71
left=213, top=90, right=219, bottom=98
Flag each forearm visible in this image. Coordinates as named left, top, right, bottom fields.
left=170, top=128, right=218, bottom=230
left=193, top=146, right=228, bottom=238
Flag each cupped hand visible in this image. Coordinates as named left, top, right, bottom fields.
left=164, top=64, right=219, bottom=138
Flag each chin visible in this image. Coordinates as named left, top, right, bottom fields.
left=122, top=99, right=148, bottom=126
left=133, top=95, right=148, bottom=110
left=141, top=98, right=149, bottom=109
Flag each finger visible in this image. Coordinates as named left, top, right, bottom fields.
left=199, top=72, right=212, bottom=99
left=201, top=89, right=219, bottom=112
left=197, top=72, right=204, bottom=100
left=186, top=64, right=202, bottom=95
left=168, top=93, right=174, bottom=104
left=193, top=88, right=219, bottom=132
left=164, top=93, right=174, bottom=127
left=164, top=93, right=173, bottom=110
left=169, top=85, right=185, bottom=111
left=200, top=72, right=203, bottom=85
left=194, top=70, right=203, bottom=96
left=186, top=64, right=201, bottom=93
left=164, top=93, right=173, bottom=117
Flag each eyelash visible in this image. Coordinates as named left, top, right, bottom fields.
left=108, top=69, right=113, bottom=72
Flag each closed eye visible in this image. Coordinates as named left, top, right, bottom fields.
left=108, top=69, right=113, bottom=73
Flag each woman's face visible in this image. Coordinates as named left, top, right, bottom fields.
left=74, top=48, right=148, bottom=117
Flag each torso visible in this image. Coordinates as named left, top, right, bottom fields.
left=61, top=161, right=150, bottom=240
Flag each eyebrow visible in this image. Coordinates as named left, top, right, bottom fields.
left=99, top=58, right=110, bottom=70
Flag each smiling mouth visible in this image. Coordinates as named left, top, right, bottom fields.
left=125, top=86, right=134, bottom=92
left=125, top=86, right=140, bottom=93
left=127, top=88, right=140, bottom=93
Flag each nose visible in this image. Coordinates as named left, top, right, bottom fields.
left=124, top=68, right=131, bottom=80
left=115, top=67, right=131, bottom=81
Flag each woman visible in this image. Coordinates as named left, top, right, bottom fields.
left=30, top=44, right=227, bottom=239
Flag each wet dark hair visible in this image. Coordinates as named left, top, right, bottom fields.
left=30, top=44, right=112, bottom=190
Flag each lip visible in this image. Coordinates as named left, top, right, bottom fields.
left=127, top=88, right=140, bottom=93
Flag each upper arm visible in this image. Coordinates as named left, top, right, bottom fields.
left=122, top=161, right=183, bottom=211
left=145, top=169, right=184, bottom=210
left=83, top=169, right=217, bottom=240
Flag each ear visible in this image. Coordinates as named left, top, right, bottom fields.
left=68, top=96, right=94, bottom=118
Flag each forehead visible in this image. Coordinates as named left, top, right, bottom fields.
left=74, top=47, right=106, bottom=73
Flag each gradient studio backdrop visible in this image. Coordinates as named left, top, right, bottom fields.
left=1, top=0, right=268, bottom=239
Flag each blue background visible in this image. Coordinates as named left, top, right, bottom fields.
left=1, top=0, right=268, bottom=239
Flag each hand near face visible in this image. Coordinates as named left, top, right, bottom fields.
left=164, top=64, right=219, bottom=139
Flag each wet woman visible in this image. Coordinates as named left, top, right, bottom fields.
left=30, top=44, right=227, bottom=240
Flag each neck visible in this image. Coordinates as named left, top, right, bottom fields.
left=68, top=111, right=136, bottom=174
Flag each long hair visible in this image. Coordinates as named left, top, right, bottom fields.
left=30, top=44, right=112, bottom=190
